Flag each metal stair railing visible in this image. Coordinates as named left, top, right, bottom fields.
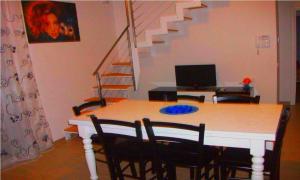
left=93, top=0, right=145, bottom=102
left=93, top=25, right=134, bottom=102
left=93, top=0, right=189, bottom=102
left=93, top=25, right=130, bottom=76
left=128, top=0, right=177, bottom=46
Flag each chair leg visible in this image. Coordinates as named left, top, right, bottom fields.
left=214, top=162, right=220, bottom=180
left=151, top=159, right=159, bottom=174
left=220, top=164, right=227, bottom=180
left=129, top=161, right=138, bottom=178
left=205, top=165, right=210, bottom=180
left=166, top=163, right=176, bottom=180
left=107, top=157, right=117, bottom=180
left=115, top=159, right=124, bottom=180
left=248, top=171, right=251, bottom=179
left=195, top=167, right=202, bottom=180
left=139, top=160, right=146, bottom=180
left=156, top=161, right=164, bottom=180
left=230, top=168, right=236, bottom=178
left=190, top=167, right=195, bottom=180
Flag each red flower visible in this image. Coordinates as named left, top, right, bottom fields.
left=242, top=77, right=252, bottom=85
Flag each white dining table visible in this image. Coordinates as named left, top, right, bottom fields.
left=69, top=99, right=283, bottom=180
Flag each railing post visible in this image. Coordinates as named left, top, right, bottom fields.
left=125, top=0, right=137, bottom=48
left=95, top=72, right=103, bottom=101
left=125, top=0, right=138, bottom=91
left=126, top=29, right=137, bottom=91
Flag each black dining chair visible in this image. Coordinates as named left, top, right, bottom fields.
left=64, top=100, right=106, bottom=141
left=65, top=99, right=109, bottom=163
left=220, top=107, right=290, bottom=180
left=72, top=99, right=106, bottom=116
left=177, top=95, right=205, bottom=103
left=213, top=95, right=260, bottom=104
left=143, top=118, right=220, bottom=180
left=91, top=116, right=155, bottom=180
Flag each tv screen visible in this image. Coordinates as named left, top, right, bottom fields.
left=175, top=64, right=216, bottom=88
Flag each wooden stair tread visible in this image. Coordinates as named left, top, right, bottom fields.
left=102, top=73, right=132, bottom=77
left=152, top=40, right=165, bottom=44
left=112, top=62, right=132, bottom=66
left=64, top=125, right=78, bottom=133
left=168, top=28, right=179, bottom=32
left=84, top=97, right=102, bottom=102
left=187, top=3, right=207, bottom=9
left=84, top=97, right=127, bottom=103
left=99, top=85, right=133, bottom=89
left=184, top=16, right=193, bottom=21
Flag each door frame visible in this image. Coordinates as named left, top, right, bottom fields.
left=291, top=7, right=299, bottom=105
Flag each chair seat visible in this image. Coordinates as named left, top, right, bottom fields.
left=160, top=143, right=219, bottom=167
left=221, top=147, right=272, bottom=172
left=113, top=140, right=154, bottom=161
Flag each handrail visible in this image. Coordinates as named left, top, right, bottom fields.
left=92, top=25, right=129, bottom=75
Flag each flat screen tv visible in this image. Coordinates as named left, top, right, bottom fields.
left=175, top=64, right=216, bottom=88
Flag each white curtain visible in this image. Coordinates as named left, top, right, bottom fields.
left=1, top=1, right=53, bottom=168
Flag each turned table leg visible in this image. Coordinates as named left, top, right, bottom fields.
left=78, top=126, right=98, bottom=180
left=250, top=140, right=265, bottom=180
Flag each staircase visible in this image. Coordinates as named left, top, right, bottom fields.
left=87, top=0, right=207, bottom=104
left=136, top=1, right=207, bottom=48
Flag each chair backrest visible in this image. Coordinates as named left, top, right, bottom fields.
left=72, top=99, right=106, bottom=116
left=143, top=118, right=205, bottom=149
left=90, top=115, right=143, bottom=146
left=270, top=107, right=290, bottom=179
left=177, top=95, right=205, bottom=103
left=213, top=95, right=260, bottom=104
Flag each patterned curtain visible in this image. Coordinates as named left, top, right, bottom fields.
left=1, top=1, right=53, bottom=169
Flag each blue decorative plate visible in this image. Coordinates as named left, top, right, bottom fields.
left=160, top=105, right=199, bottom=115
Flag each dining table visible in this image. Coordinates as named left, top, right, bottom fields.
left=68, top=99, right=283, bottom=180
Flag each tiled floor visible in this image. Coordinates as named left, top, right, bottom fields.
left=2, top=104, right=300, bottom=180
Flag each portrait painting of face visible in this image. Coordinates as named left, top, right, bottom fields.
left=21, top=1, right=80, bottom=43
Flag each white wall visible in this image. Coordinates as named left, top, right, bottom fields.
left=29, top=1, right=117, bottom=140
left=111, top=1, right=127, bottom=35
left=27, top=1, right=280, bottom=140
left=130, top=1, right=278, bottom=103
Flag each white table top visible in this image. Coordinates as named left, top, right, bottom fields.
left=69, top=100, right=283, bottom=141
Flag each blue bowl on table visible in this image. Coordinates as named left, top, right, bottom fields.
left=160, top=105, right=198, bottom=115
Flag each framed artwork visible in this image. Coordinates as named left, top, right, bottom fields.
left=21, top=1, right=80, bottom=43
